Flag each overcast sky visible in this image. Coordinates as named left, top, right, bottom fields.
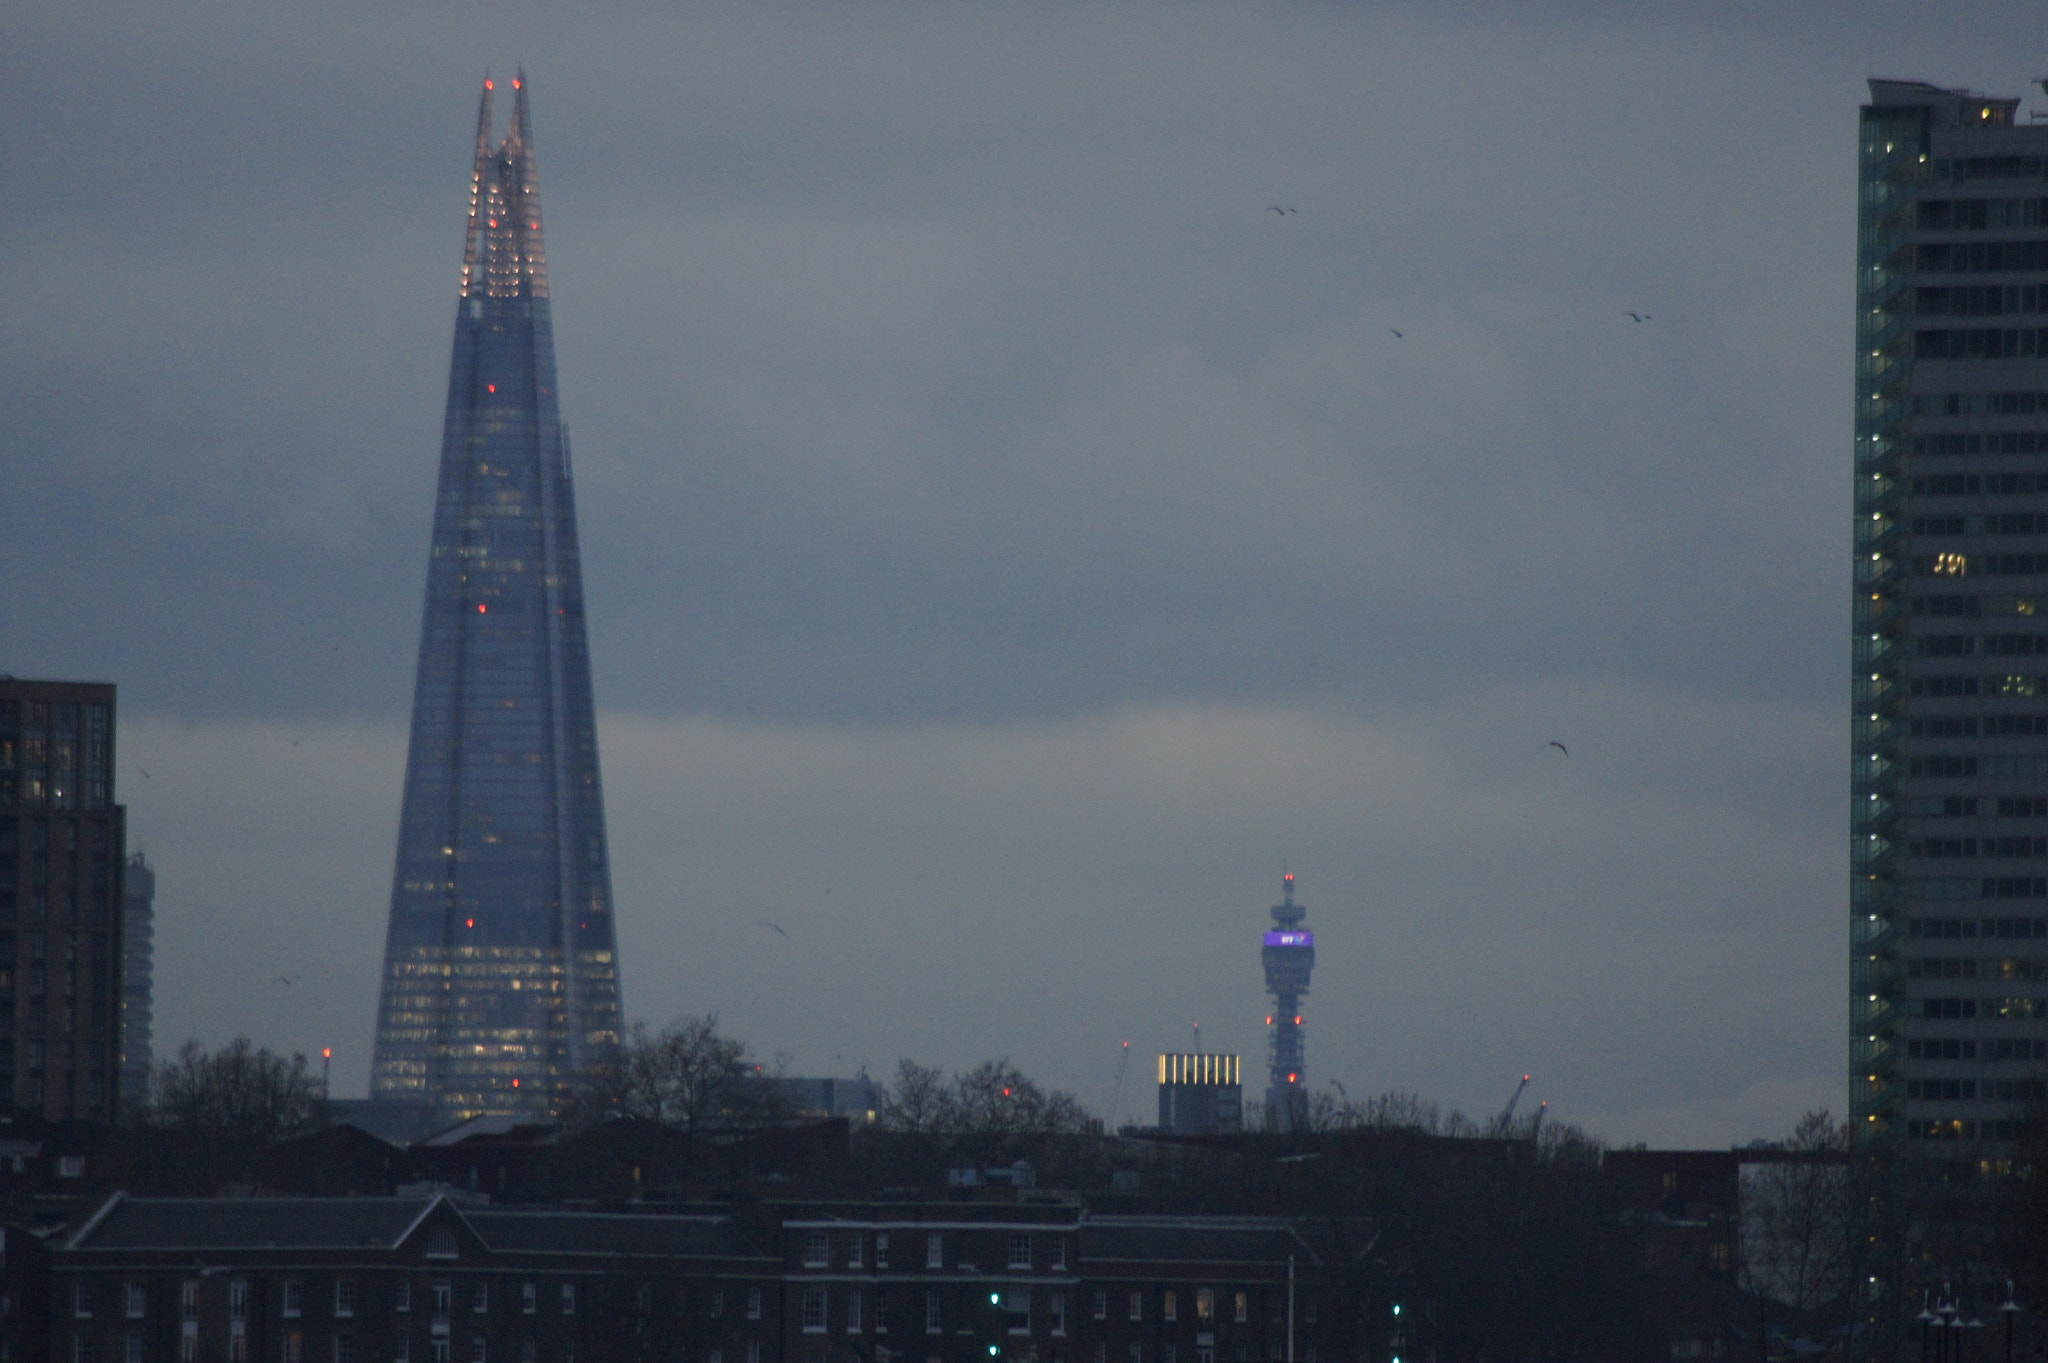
left=9, top=1, right=2048, bottom=1145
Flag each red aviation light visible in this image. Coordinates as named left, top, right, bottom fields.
left=322, top=1048, right=332, bottom=1060
left=466, top=918, right=475, bottom=928
left=485, top=79, right=494, bottom=90
left=512, top=78, right=521, bottom=89
left=487, top=384, right=496, bottom=392
left=512, top=1078, right=520, bottom=1088
left=477, top=603, right=487, bottom=612
left=1294, top=1016, right=1302, bottom=1025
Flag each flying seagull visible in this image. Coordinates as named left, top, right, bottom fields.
left=275, top=973, right=302, bottom=985
left=137, top=769, right=151, bottom=781
left=1623, top=311, right=1652, bottom=322
left=1267, top=205, right=1297, bottom=215
left=1548, top=741, right=1569, bottom=756
left=757, top=920, right=789, bottom=938
left=1390, top=329, right=1404, bottom=339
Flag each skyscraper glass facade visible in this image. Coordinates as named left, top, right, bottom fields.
left=1853, top=80, right=2048, bottom=1149
left=372, top=76, right=622, bottom=1124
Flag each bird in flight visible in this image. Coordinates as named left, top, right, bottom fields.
left=287, top=736, right=307, bottom=748
left=1548, top=741, right=1569, bottom=756
left=1267, top=205, right=1297, bottom=215
left=1623, top=311, right=1652, bottom=322
left=137, top=769, right=151, bottom=781
left=757, top=920, right=789, bottom=938
left=1390, top=329, right=1404, bottom=339
left=275, top=973, right=302, bottom=986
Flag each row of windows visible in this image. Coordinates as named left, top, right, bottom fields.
left=1911, top=554, right=2048, bottom=578
left=1905, top=793, right=2045, bottom=817
left=1904, top=1078, right=2048, bottom=1101
left=798, top=1230, right=1067, bottom=1273
left=1928, top=157, right=2048, bottom=184
left=1906, top=717, right=2048, bottom=737
left=1914, top=240, right=2048, bottom=272
left=1905, top=955, right=2048, bottom=979
left=1904, top=755, right=2048, bottom=777
left=75, top=1280, right=593, bottom=1322
left=1905, top=875, right=2048, bottom=898
left=1915, top=390, right=2048, bottom=416
left=1900, top=789, right=2048, bottom=810
left=1916, top=284, right=2048, bottom=317
left=1917, top=327, right=2048, bottom=359
left=1907, top=915, right=2048, bottom=938
left=1911, top=472, right=2048, bottom=495
left=1905, top=1118, right=2039, bottom=1140
left=1917, top=199, right=2048, bottom=231
left=1916, top=996, right=2046, bottom=1020
left=1905, top=673, right=2048, bottom=696
left=1908, top=514, right=2048, bottom=535
left=1911, top=634, right=2048, bottom=658
left=1903, top=1037, right=2048, bottom=1060
left=1905, top=836, right=2048, bottom=858
left=1911, top=430, right=2048, bottom=457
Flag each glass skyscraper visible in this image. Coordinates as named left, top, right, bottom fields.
left=1853, top=79, right=2048, bottom=1152
left=371, top=75, right=622, bottom=1124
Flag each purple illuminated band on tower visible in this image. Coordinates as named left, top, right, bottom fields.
left=1264, top=931, right=1314, bottom=948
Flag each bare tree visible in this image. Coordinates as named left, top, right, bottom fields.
left=568, top=1013, right=769, bottom=1133
left=878, top=1060, right=953, bottom=1134
left=1741, top=1110, right=1852, bottom=1313
left=149, top=1037, right=326, bottom=1145
left=876, top=1058, right=1093, bottom=1135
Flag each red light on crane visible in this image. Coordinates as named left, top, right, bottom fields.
left=477, top=603, right=487, bottom=613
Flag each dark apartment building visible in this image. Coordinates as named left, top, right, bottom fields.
left=1854, top=79, right=2048, bottom=1148
left=119, top=850, right=154, bottom=1117
left=0, top=679, right=124, bottom=1122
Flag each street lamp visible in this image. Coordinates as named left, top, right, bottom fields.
left=2000, top=1282, right=2022, bottom=1363
left=1919, top=1293, right=1937, bottom=1363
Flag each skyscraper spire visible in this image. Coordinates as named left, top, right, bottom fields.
left=373, top=76, right=621, bottom=1128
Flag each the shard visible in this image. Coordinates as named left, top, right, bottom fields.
left=371, top=75, right=622, bottom=1125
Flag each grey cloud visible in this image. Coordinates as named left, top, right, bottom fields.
left=6, top=0, right=2040, bottom=1143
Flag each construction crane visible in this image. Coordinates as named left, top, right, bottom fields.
left=1106, top=1041, right=1132, bottom=1128
left=1491, top=1074, right=1531, bottom=1137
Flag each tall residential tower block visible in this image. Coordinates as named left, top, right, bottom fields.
left=1853, top=79, right=2048, bottom=1149
left=371, top=76, right=623, bottom=1125
left=0, top=680, right=124, bottom=1122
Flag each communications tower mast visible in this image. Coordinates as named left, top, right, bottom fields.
left=1261, top=872, right=1316, bottom=1131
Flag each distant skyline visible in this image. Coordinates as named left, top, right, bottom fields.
left=9, top=1, right=2047, bottom=1145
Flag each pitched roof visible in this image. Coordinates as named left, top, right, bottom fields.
left=466, top=1210, right=762, bottom=1259
left=67, top=1194, right=442, bottom=1252
left=1079, top=1217, right=1314, bottom=1268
